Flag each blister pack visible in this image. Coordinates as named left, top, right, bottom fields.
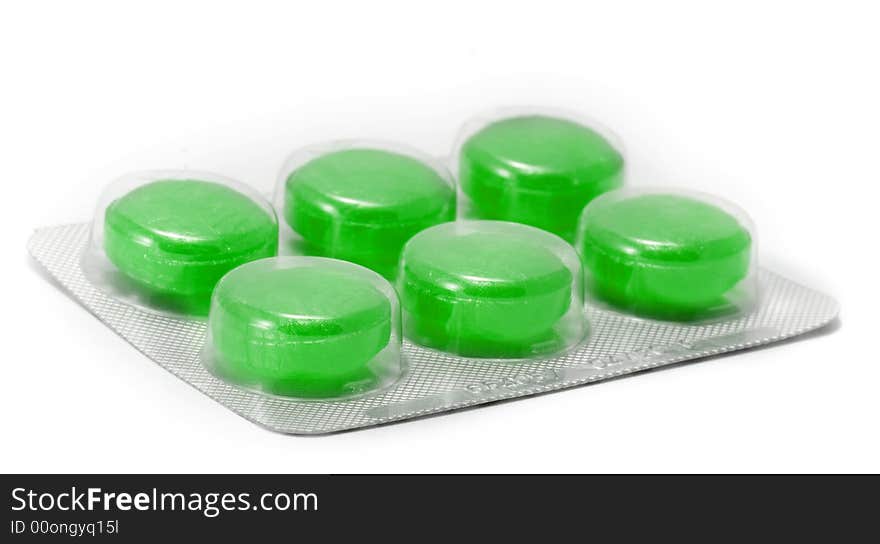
left=28, top=109, right=839, bottom=435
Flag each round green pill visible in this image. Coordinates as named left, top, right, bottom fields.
left=459, top=114, right=624, bottom=242
left=282, top=146, right=455, bottom=279
left=103, top=178, right=278, bottom=314
left=576, top=190, right=754, bottom=320
left=399, top=221, right=585, bottom=358
left=207, top=257, right=401, bottom=398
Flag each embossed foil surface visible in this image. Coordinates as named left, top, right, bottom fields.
left=29, top=224, right=839, bottom=435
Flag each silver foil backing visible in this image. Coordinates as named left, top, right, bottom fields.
left=29, top=224, right=839, bottom=435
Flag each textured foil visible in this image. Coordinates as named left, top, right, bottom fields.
left=29, top=224, right=839, bottom=435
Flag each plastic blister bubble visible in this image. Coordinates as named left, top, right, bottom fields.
left=275, top=141, right=455, bottom=280
left=202, top=256, right=402, bottom=399
left=83, top=170, right=278, bottom=316
left=454, top=108, right=625, bottom=242
left=576, top=187, right=757, bottom=322
left=398, top=220, right=586, bottom=358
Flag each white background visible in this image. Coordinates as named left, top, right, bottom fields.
left=2, top=1, right=877, bottom=473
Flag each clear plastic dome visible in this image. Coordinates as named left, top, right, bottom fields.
left=455, top=107, right=625, bottom=242
left=398, top=220, right=586, bottom=358
left=576, top=187, right=757, bottom=321
left=276, top=140, right=456, bottom=280
left=203, top=256, right=403, bottom=399
left=83, top=170, right=278, bottom=316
